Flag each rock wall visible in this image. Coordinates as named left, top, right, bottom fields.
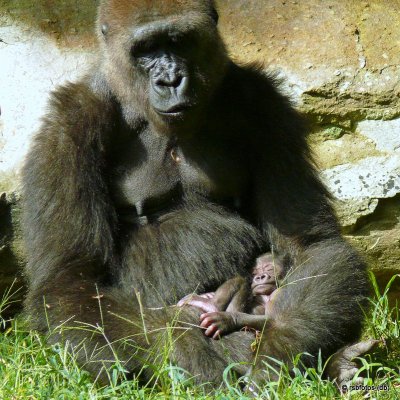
left=0, top=0, right=399, bottom=310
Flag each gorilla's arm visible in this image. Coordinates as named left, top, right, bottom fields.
left=22, top=82, right=138, bottom=374
left=200, top=311, right=270, bottom=338
left=233, top=64, right=369, bottom=377
left=23, top=82, right=117, bottom=291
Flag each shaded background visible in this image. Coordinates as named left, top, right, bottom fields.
left=0, top=0, right=399, bottom=316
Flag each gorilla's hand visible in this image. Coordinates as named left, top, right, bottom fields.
left=177, top=293, right=218, bottom=313
left=326, top=339, right=380, bottom=391
left=199, top=311, right=238, bottom=339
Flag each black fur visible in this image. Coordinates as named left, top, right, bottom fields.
left=22, top=0, right=369, bottom=386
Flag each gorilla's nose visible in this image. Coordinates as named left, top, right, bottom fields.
left=154, top=71, right=183, bottom=88
left=255, top=274, right=269, bottom=283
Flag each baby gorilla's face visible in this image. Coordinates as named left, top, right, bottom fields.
left=251, top=254, right=282, bottom=295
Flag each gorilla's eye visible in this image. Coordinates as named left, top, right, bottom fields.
left=131, top=45, right=156, bottom=70
left=131, top=38, right=159, bottom=58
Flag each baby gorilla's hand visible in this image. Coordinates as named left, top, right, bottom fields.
left=177, top=293, right=218, bottom=313
left=200, top=312, right=237, bottom=339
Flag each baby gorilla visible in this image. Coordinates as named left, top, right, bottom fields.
left=178, top=253, right=379, bottom=390
left=178, top=253, right=283, bottom=338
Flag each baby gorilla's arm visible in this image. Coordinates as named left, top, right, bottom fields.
left=200, top=311, right=270, bottom=339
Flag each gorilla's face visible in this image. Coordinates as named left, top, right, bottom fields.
left=98, top=0, right=228, bottom=135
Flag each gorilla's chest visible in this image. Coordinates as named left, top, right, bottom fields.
left=109, top=128, right=247, bottom=211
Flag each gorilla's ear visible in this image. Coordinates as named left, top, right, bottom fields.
left=210, top=7, right=219, bottom=24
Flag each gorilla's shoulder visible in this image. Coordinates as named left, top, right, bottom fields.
left=225, top=62, right=296, bottom=112
left=49, top=80, right=113, bottom=115
left=41, top=80, right=117, bottom=146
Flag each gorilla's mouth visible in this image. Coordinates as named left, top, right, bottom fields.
left=154, top=103, right=193, bottom=117
left=252, top=283, right=275, bottom=295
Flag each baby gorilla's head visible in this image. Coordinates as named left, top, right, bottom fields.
left=251, top=253, right=284, bottom=295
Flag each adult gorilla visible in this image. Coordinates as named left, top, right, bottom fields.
left=22, top=0, right=368, bottom=386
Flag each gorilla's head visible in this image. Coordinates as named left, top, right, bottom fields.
left=98, top=0, right=229, bottom=135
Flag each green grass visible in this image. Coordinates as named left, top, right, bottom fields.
left=0, top=274, right=399, bottom=400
